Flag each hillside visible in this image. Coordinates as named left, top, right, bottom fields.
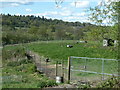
left=1, top=14, right=96, bottom=45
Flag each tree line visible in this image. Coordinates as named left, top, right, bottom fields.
left=1, top=14, right=117, bottom=45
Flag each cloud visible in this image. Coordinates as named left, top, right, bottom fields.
left=22, top=4, right=89, bottom=22
left=75, top=12, right=86, bottom=16
left=104, top=0, right=120, bottom=2
left=24, top=10, right=89, bottom=23
left=63, top=16, right=89, bottom=22
left=60, top=10, right=73, bottom=16
left=10, top=3, right=19, bottom=7
left=70, top=1, right=89, bottom=8
left=26, top=8, right=32, bottom=12
left=25, top=11, right=58, bottom=17
left=1, top=1, right=33, bottom=8
left=15, top=13, right=21, bottom=16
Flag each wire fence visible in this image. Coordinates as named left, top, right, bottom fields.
left=27, top=51, right=119, bottom=85
left=29, top=51, right=68, bottom=82
left=70, top=56, right=119, bottom=85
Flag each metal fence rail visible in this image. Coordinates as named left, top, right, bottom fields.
left=71, top=56, right=119, bottom=61
left=70, top=56, right=119, bottom=84
left=27, top=51, right=119, bottom=85
left=70, top=69, right=119, bottom=76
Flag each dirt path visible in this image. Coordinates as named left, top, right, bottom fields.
left=28, top=51, right=56, bottom=80
left=28, top=51, right=78, bottom=88
left=46, top=84, right=77, bottom=88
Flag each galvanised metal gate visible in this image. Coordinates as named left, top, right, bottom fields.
left=69, top=56, right=119, bottom=85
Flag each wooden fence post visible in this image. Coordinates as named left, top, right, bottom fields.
left=61, top=59, right=64, bottom=82
left=45, top=61, right=47, bottom=75
left=68, top=57, right=71, bottom=83
left=55, top=60, right=58, bottom=76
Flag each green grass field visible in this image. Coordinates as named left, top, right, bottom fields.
left=2, top=46, right=57, bottom=88
left=25, top=40, right=118, bottom=83
left=2, top=40, right=119, bottom=88
left=26, top=40, right=118, bottom=60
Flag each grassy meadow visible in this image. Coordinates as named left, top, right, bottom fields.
left=26, top=40, right=118, bottom=60
left=2, top=45, right=57, bottom=88
left=26, top=40, right=118, bottom=83
left=2, top=40, right=119, bottom=88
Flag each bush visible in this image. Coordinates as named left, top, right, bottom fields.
left=46, top=80, right=57, bottom=87
left=19, top=59, right=28, bottom=64
left=7, top=61, right=21, bottom=67
left=27, top=64, right=37, bottom=73
left=7, top=59, right=33, bottom=67
left=96, top=77, right=120, bottom=88
left=37, top=80, right=57, bottom=88
left=37, top=81, right=47, bottom=88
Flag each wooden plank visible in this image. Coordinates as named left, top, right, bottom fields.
left=68, top=57, right=71, bottom=83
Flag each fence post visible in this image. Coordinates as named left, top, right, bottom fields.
left=67, top=56, right=71, bottom=83
left=61, top=59, right=64, bottom=82
left=55, top=60, right=58, bottom=76
left=102, top=59, right=104, bottom=80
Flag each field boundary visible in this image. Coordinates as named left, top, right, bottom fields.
left=69, top=56, right=119, bottom=84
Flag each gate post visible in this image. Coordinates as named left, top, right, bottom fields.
left=67, top=56, right=71, bottom=83
left=102, top=59, right=104, bottom=80
left=61, top=59, right=64, bottom=82
left=55, top=60, right=58, bottom=76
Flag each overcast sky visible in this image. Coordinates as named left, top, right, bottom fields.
left=0, top=0, right=112, bottom=23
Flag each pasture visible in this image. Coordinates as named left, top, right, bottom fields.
left=2, top=46, right=57, bottom=88
left=26, top=40, right=118, bottom=60
left=25, top=40, right=118, bottom=84
left=2, top=40, right=119, bottom=87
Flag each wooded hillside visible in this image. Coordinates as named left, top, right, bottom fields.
left=1, top=14, right=117, bottom=45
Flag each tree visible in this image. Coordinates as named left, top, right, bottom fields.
left=87, top=0, right=120, bottom=40
left=88, top=0, right=119, bottom=25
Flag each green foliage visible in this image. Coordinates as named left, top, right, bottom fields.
left=78, top=84, right=91, bottom=89
left=87, top=1, right=119, bottom=40
left=37, top=80, right=57, bottom=88
left=1, top=14, right=95, bottom=45
left=96, top=77, right=120, bottom=88
left=7, top=59, right=33, bottom=67
left=7, top=61, right=21, bottom=67
left=2, top=45, right=57, bottom=88
left=27, top=40, right=117, bottom=60
left=2, top=46, right=26, bottom=60
left=27, top=64, right=37, bottom=73
left=2, top=13, right=118, bottom=44
left=88, top=0, right=119, bottom=25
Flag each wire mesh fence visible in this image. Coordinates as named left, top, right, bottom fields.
left=27, top=50, right=119, bottom=85
left=31, top=51, right=67, bottom=82
left=70, top=56, right=119, bottom=85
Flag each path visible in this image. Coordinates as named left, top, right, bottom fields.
left=28, top=51, right=77, bottom=88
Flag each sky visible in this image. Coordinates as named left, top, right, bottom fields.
left=0, top=0, right=114, bottom=23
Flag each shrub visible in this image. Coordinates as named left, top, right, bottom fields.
left=46, top=80, right=57, bottom=87
left=27, top=64, right=37, bottom=73
left=37, top=80, right=57, bottom=88
left=37, top=81, right=46, bottom=88
left=7, top=59, right=33, bottom=67
left=96, top=77, right=120, bottom=88
left=7, top=61, right=21, bottom=67
left=19, top=59, right=28, bottom=64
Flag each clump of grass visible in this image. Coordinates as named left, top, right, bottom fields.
left=7, top=59, right=33, bottom=67
left=77, top=72, right=95, bottom=77
left=96, top=76, right=120, bottom=88
left=2, top=45, right=57, bottom=88
left=37, top=80, right=57, bottom=88
left=2, top=45, right=26, bottom=60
